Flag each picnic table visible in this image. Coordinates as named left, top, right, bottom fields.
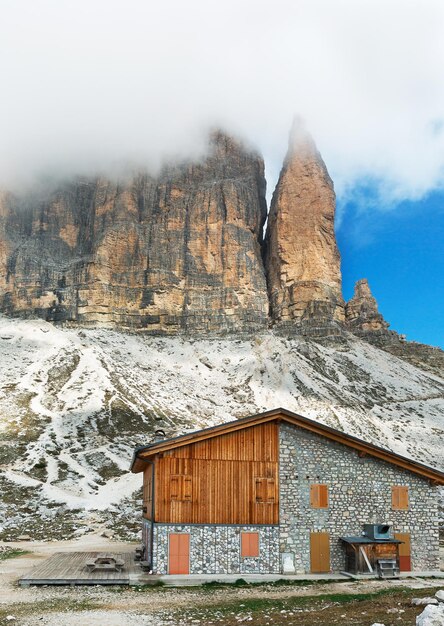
left=86, top=553, right=125, bottom=572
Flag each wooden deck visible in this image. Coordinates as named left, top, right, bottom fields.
left=19, top=552, right=143, bottom=586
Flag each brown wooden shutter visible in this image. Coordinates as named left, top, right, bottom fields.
left=399, top=486, right=409, bottom=509
left=319, top=484, right=328, bottom=508
left=310, top=484, right=328, bottom=508
left=392, top=486, right=408, bottom=510
left=310, top=484, right=319, bottom=507
left=183, top=476, right=192, bottom=501
left=255, top=477, right=275, bottom=503
left=266, top=478, right=275, bottom=502
left=255, top=478, right=265, bottom=502
left=170, top=475, right=192, bottom=501
left=170, top=476, right=179, bottom=500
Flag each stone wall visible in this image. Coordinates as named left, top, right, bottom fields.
left=151, top=524, right=279, bottom=575
left=279, top=423, right=440, bottom=573
left=142, top=520, right=152, bottom=567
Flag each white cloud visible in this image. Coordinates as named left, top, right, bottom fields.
left=1, top=0, right=444, bottom=204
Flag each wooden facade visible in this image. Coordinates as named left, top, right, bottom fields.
left=142, top=422, right=279, bottom=525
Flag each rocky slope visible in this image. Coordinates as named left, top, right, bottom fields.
left=264, top=122, right=345, bottom=335
left=0, top=315, right=443, bottom=540
left=344, top=279, right=444, bottom=378
left=0, top=132, right=268, bottom=334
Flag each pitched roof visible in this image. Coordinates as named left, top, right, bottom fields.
left=130, top=407, right=444, bottom=483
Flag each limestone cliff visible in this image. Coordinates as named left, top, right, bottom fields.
left=264, top=123, right=345, bottom=335
left=0, top=132, right=269, bottom=333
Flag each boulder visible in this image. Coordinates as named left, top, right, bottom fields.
left=412, top=598, right=439, bottom=606
left=416, top=603, right=444, bottom=626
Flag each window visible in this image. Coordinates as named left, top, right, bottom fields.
left=255, top=477, right=275, bottom=503
left=241, top=532, right=259, bottom=557
left=170, top=475, right=192, bottom=501
left=310, top=484, right=328, bottom=508
left=392, top=486, right=409, bottom=510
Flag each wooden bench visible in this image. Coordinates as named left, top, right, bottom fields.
left=85, top=555, right=125, bottom=572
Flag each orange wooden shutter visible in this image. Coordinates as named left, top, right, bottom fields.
left=392, top=486, right=408, bottom=510
left=319, top=485, right=328, bottom=508
left=399, top=487, right=409, bottom=509
left=310, top=484, right=328, bottom=508
left=241, top=532, right=259, bottom=557
left=169, top=533, right=190, bottom=574
left=310, top=484, right=319, bottom=507
left=266, top=478, right=275, bottom=502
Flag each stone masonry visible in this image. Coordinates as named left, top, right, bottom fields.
left=150, top=524, right=280, bottom=575
left=279, top=423, right=441, bottom=573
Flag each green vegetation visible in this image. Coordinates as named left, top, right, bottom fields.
left=0, top=548, right=29, bottom=560
left=161, top=585, right=440, bottom=626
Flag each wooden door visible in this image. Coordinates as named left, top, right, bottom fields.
left=168, top=533, right=190, bottom=574
left=310, top=532, right=330, bottom=573
left=394, top=533, right=411, bottom=571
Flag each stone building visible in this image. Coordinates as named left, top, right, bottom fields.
left=130, top=408, right=443, bottom=576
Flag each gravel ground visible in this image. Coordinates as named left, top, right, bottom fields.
left=0, top=536, right=443, bottom=626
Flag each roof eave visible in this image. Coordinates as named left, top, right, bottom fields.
left=130, top=408, right=444, bottom=483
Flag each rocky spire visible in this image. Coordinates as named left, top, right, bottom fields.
left=264, top=120, right=345, bottom=334
left=345, top=278, right=390, bottom=334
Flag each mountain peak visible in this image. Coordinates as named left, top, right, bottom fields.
left=345, top=278, right=390, bottom=334
left=264, top=124, right=344, bottom=334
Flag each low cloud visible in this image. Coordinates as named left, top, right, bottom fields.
left=1, top=0, right=444, bottom=207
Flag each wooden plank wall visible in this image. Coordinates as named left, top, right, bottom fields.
left=152, top=422, right=279, bottom=524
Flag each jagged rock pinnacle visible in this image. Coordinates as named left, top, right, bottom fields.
left=264, top=123, right=345, bottom=334
left=345, top=278, right=390, bottom=334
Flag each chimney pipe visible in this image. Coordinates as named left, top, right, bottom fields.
left=153, top=429, right=166, bottom=443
